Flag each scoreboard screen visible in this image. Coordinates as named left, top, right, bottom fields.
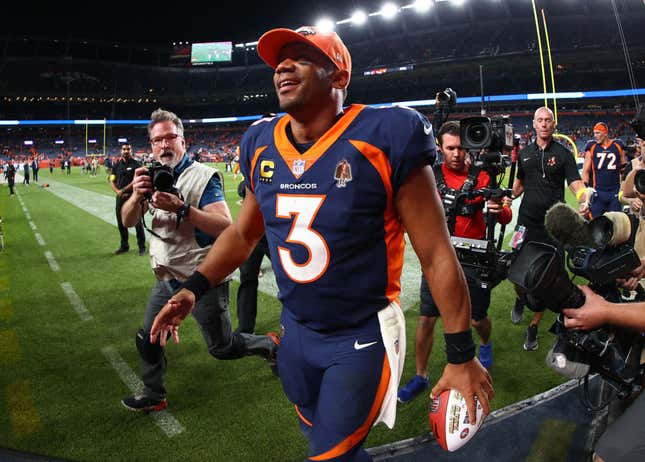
left=191, top=42, right=232, bottom=64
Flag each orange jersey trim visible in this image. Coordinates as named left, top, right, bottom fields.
left=249, top=145, right=268, bottom=192
left=589, top=143, right=598, bottom=188
left=350, top=139, right=404, bottom=303
left=295, top=405, right=313, bottom=427
left=273, top=105, right=366, bottom=180
left=309, top=354, right=391, bottom=461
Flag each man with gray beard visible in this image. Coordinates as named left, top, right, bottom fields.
left=119, top=109, right=278, bottom=412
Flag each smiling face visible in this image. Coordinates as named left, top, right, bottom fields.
left=273, top=42, right=337, bottom=114
left=149, top=121, right=185, bottom=168
left=120, top=144, right=132, bottom=160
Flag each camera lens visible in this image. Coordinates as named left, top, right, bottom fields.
left=153, top=168, right=174, bottom=193
left=466, top=123, right=488, bottom=147
left=635, top=169, right=645, bottom=195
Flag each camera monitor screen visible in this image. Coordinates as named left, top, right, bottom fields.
left=191, top=42, right=232, bottom=65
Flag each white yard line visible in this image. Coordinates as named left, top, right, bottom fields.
left=34, top=233, right=46, bottom=246
left=101, top=346, right=185, bottom=438
left=59, top=283, right=93, bottom=322
left=44, top=251, right=60, bottom=273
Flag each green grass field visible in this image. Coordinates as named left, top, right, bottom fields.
left=0, top=165, right=569, bottom=461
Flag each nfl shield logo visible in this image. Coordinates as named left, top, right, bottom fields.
left=293, top=159, right=306, bottom=176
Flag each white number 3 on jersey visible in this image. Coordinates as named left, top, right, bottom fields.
left=276, top=194, right=330, bottom=283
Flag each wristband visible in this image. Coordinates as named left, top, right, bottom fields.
left=444, top=330, right=476, bottom=364
left=180, top=271, right=211, bottom=301
left=618, top=190, right=624, bottom=201
left=575, top=188, right=586, bottom=200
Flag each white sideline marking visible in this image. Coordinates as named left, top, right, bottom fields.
left=44, top=251, right=60, bottom=272
left=28, top=221, right=37, bottom=231
left=60, top=283, right=93, bottom=322
left=34, top=233, right=46, bottom=246
left=101, top=346, right=185, bottom=438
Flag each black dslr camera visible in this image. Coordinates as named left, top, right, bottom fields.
left=144, top=161, right=178, bottom=199
left=508, top=209, right=644, bottom=398
left=437, top=87, right=457, bottom=106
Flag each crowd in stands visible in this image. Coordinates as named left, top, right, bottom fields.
left=1, top=112, right=638, bottom=168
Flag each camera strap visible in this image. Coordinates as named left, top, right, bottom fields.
left=434, top=164, right=482, bottom=234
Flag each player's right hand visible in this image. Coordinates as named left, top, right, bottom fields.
left=150, top=289, right=196, bottom=347
left=132, top=166, right=152, bottom=198
left=431, top=358, right=494, bottom=425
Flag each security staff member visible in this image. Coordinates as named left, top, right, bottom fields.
left=508, top=106, right=588, bottom=350
left=110, top=144, right=146, bottom=255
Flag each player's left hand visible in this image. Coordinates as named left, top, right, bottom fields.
left=431, top=358, right=494, bottom=425
left=150, top=289, right=196, bottom=346
left=151, top=191, right=182, bottom=213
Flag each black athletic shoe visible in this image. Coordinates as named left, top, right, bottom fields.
left=114, top=247, right=129, bottom=255
left=524, top=324, right=538, bottom=351
left=138, top=248, right=146, bottom=256
left=121, top=395, right=167, bottom=413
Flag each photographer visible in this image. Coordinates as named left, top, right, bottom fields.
left=119, top=109, right=278, bottom=412
left=508, top=106, right=588, bottom=350
left=398, top=120, right=511, bottom=402
left=563, top=285, right=645, bottom=462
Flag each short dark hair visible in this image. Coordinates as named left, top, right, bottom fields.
left=436, top=120, right=460, bottom=147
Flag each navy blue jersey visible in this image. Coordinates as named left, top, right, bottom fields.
left=239, top=104, right=436, bottom=330
left=584, top=139, right=625, bottom=191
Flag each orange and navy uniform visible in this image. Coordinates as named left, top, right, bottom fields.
left=232, top=146, right=241, bottom=175
left=584, top=138, right=625, bottom=191
left=239, top=104, right=435, bottom=461
left=584, top=138, right=625, bottom=216
left=240, top=104, right=434, bottom=330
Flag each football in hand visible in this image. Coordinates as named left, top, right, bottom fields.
left=429, top=388, right=486, bottom=452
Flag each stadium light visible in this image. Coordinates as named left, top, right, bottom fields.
left=350, top=10, right=368, bottom=26
left=413, top=0, right=433, bottom=13
left=315, top=18, right=336, bottom=32
left=450, top=0, right=465, bottom=6
left=381, top=3, right=400, bottom=19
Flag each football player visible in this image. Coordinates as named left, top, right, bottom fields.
left=151, top=26, right=493, bottom=461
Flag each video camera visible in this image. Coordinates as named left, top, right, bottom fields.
left=438, top=116, right=515, bottom=288
left=460, top=116, right=514, bottom=153
left=508, top=206, right=644, bottom=398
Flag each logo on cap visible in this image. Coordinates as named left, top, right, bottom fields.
left=296, top=26, right=316, bottom=36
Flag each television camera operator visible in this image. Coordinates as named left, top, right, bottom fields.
left=398, top=120, right=511, bottom=402
left=562, top=267, right=645, bottom=462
